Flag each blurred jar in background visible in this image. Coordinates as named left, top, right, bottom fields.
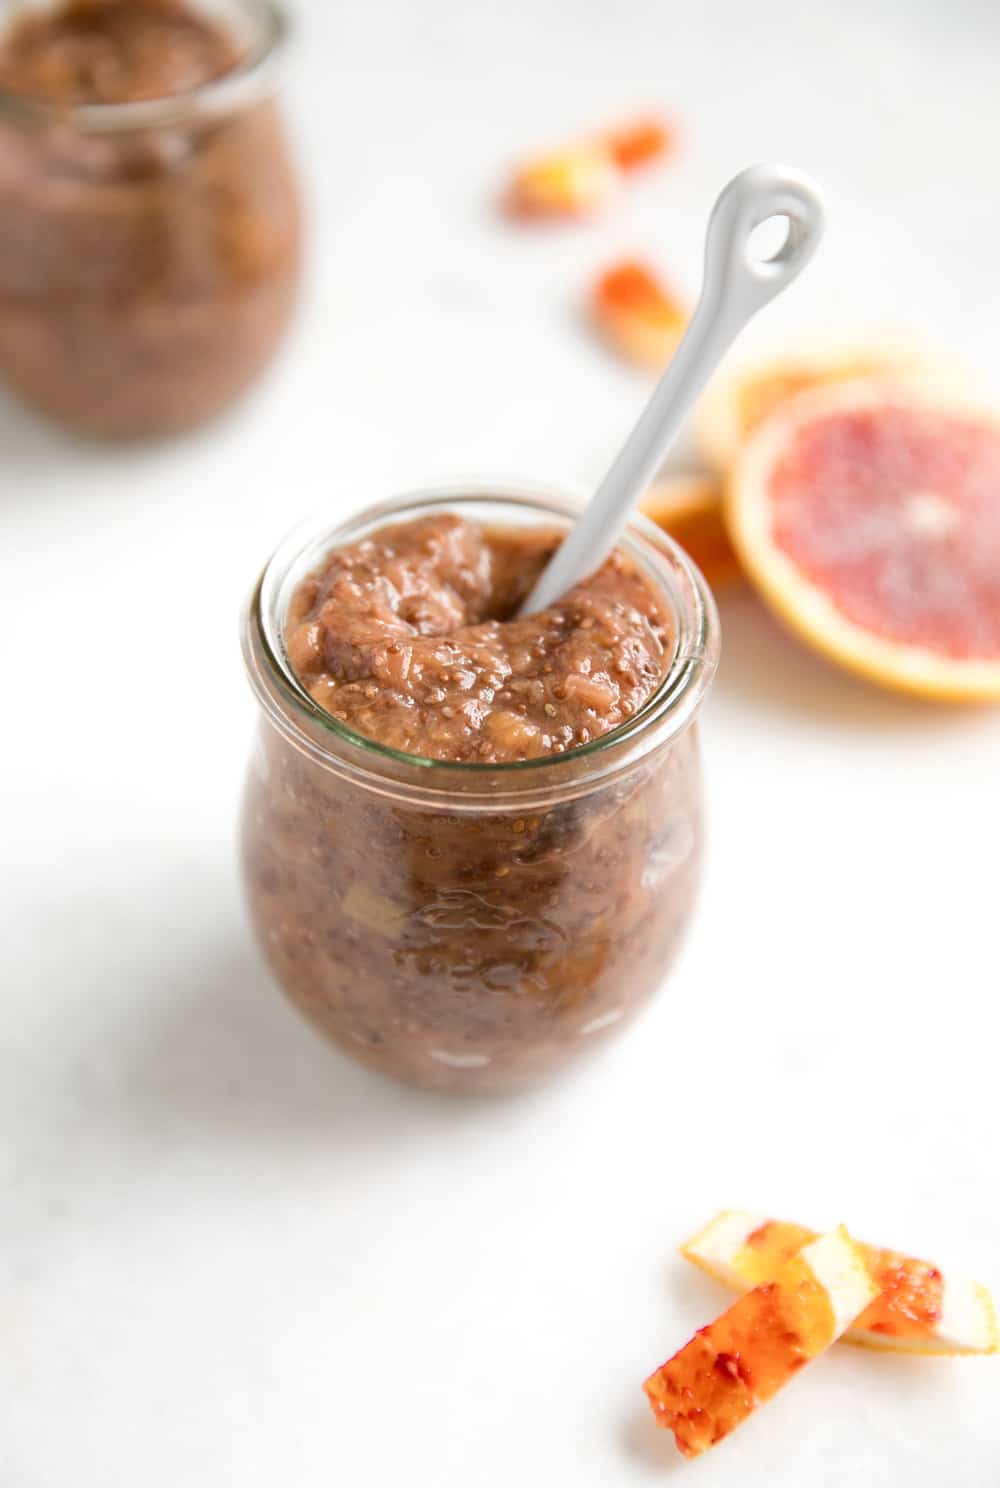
left=0, top=0, right=301, bottom=440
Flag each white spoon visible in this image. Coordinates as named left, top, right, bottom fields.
left=519, top=163, right=825, bottom=615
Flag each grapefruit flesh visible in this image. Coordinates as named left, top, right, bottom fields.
left=727, top=383, right=1000, bottom=700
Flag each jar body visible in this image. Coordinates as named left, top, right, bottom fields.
left=0, top=6, right=301, bottom=439
left=241, top=711, right=703, bottom=1094
left=239, top=487, right=718, bottom=1096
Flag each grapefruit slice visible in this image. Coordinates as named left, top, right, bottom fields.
left=639, top=475, right=740, bottom=588
left=696, top=340, right=967, bottom=474
left=591, top=259, right=687, bottom=369
left=726, top=382, right=1000, bottom=701
left=682, top=1210, right=999, bottom=1356
left=644, top=1227, right=877, bottom=1458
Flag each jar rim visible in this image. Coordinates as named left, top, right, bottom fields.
left=242, top=482, right=721, bottom=807
left=0, top=0, right=288, bottom=133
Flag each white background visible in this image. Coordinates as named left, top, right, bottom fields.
left=3, top=1, right=1000, bottom=1483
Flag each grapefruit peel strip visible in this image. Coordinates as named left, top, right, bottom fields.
left=682, top=1209, right=998, bottom=1357
left=645, top=1226, right=877, bottom=1458
left=506, top=143, right=621, bottom=219
left=506, top=116, right=671, bottom=220
left=601, top=116, right=672, bottom=171
left=591, top=260, right=687, bottom=369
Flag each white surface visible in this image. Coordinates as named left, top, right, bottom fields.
left=3, top=1, right=999, bottom=1483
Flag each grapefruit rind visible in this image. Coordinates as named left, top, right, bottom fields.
left=645, top=1226, right=877, bottom=1457
left=696, top=337, right=977, bottom=475
left=639, top=475, right=740, bottom=588
left=805, top=1226, right=882, bottom=1336
left=725, top=381, right=1000, bottom=702
left=681, top=1210, right=999, bottom=1357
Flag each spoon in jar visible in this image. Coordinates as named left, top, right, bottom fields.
left=519, top=163, right=825, bottom=614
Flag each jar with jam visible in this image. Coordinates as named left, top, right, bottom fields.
left=240, top=486, right=720, bottom=1095
left=0, top=0, right=301, bottom=439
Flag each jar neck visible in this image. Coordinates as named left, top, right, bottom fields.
left=242, top=484, right=721, bottom=812
left=0, top=0, right=288, bottom=135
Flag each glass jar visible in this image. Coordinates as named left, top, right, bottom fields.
left=0, top=0, right=301, bottom=440
left=240, top=486, right=720, bottom=1094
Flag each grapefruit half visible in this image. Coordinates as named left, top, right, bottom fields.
left=697, top=339, right=970, bottom=474
left=726, top=382, right=1000, bottom=701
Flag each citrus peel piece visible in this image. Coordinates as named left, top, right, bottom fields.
left=505, top=114, right=671, bottom=219
left=506, top=142, right=621, bottom=219
left=591, top=259, right=686, bottom=369
left=639, top=475, right=740, bottom=588
left=601, top=116, right=672, bottom=171
left=682, top=1210, right=999, bottom=1356
left=645, top=1226, right=877, bottom=1457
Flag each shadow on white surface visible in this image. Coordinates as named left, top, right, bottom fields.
left=620, top=1341, right=975, bottom=1475
left=0, top=361, right=280, bottom=485
left=620, top=1404, right=688, bottom=1475
left=664, top=1252, right=735, bottom=1319
left=713, top=589, right=984, bottom=735
left=0, top=389, right=75, bottom=472
left=117, top=931, right=486, bottom=1151
left=798, top=1340, right=977, bottom=1468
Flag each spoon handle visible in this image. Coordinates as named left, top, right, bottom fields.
left=520, top=163, right=826, bottom=615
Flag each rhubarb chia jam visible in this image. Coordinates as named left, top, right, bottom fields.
left=240, top=487, right=719, bottom=1093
